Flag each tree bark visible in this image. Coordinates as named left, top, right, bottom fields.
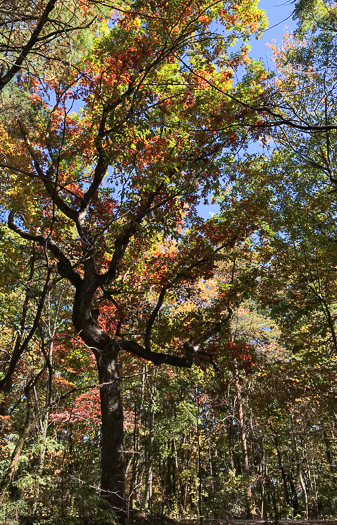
left=72, top=282, right=127, bottom=522
left=96, top=350, right=126, bottom=523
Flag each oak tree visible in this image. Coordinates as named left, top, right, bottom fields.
left=0, top=0, right=266, bottom=520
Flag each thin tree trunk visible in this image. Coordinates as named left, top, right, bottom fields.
left=0, top=252, right=36, bottom=402
left=302, top=438, right=318, bottom=516
left=273, top=433, right=290, bottom=506
left=323, top=429, right=334, bottom=472
left=298, top=469, right=308, bottom=518
left=260, top=478, right=265, bottom=519
left=261, top=448, right=267, bottom=519
left=292, top=430, right=307, bottom=518
left=236, top=381, right=249, bottom=474
left=195, top=387, right=203, bottom=525
left=128, top=403, right=139, bottom=512
left=172, top=437, right=183, bottom=518
left=0, top=384, right=35, bottom=505
left=144, top=368, right=155, bottom=511
left=32, top=336, right=54, bottom=516
left=234, top=365, right=252, bottom=518
left=0, top=258, right=51, bottom=396
left=307, top=282, right=337, bottom=354
left=270, top=480, right=279, bottom=525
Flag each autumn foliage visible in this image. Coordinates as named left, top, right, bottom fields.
left=0, top=0, right=336, bottom=524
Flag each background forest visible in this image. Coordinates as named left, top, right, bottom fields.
left=0, top=0, right=336, bottom=524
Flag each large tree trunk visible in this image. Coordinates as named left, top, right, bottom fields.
left=96, top=349, right=126, bottom=523
left=72, top=287, right=126, bottom=523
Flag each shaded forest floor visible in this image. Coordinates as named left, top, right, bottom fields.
left=131, top=516, right=337, bottom=525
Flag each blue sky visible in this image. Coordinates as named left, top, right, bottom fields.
left=253, top=0, right=297, bottom=63
left=198, top=1, right=297, bottom=218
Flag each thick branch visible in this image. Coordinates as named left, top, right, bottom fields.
left=0, top=0, right=56, bottom=91
left=144, top=238, right=236, bottom=350
left=17, top=122, right=78, bottom=222
left=120, top=339, right=195, bottom=367
left=122, top=306, right=233, bottom=369
left=98, top=189, right=163, bottom=285
left=8, top=211, right=81, bottom=288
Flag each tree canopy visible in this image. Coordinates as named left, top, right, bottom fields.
left=0, top=1, right=336, bottom=524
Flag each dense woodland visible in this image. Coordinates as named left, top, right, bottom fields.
left=0, top=0, right=336, bottom=523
